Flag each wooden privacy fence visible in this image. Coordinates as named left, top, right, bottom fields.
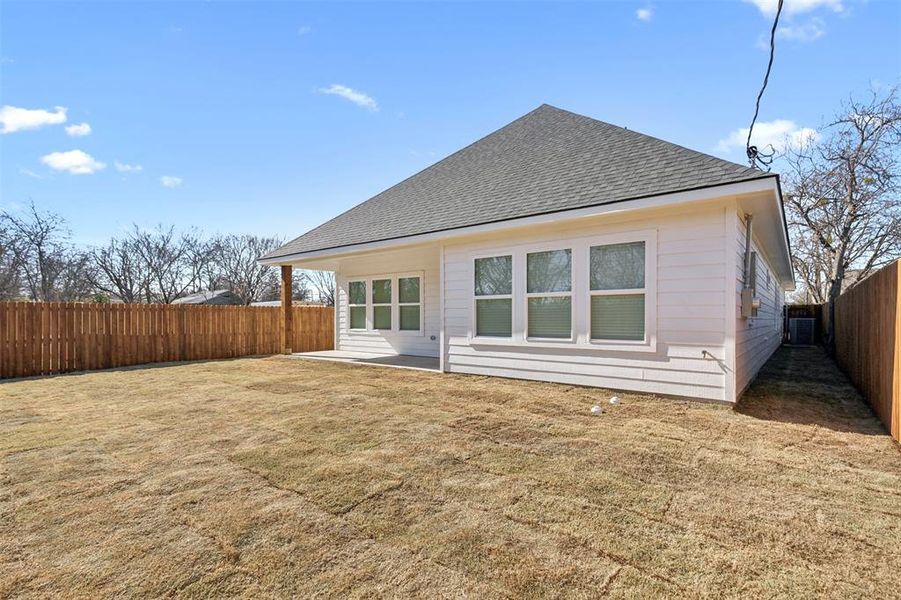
left=833, top=260, right=901, bottom=441
left=0, top=302, right=334, bottom=380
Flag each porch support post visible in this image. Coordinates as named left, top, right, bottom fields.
left=439, top=244, right=446, bottom=372
left=280, top=265, right=293, bottom=354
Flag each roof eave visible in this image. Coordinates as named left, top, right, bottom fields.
left=258, top=176, right=785, bottom=269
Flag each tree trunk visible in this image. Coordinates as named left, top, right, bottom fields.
left=825, top=251, right=847, bottom=354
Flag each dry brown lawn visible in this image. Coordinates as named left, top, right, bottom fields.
left=1, top=346, right=899, bottom=598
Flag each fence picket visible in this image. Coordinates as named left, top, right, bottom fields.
left=834, top=259, right=900, bottom=441
left=0, top=302, right=333, bottom=379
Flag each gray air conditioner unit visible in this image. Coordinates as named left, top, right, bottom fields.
left=789, top=318, right=816, bottom=346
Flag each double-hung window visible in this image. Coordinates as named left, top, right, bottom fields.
left=398, top=276, right=421, bottom=331
left=474, top=255, right=513, bottom=337
left=348, top=281, right=367, bottom=330
left=470, top=232, right=654, bottom=350
left=589, top=241, right=646, bottom=341
left=526, top=249, right=572, bottom=340
left=372, top=279, right=392, bottom=330
left=347, top=274, right=423, bottom=334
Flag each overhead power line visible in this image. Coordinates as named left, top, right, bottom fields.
left=746, top=0, right=784, bottom=171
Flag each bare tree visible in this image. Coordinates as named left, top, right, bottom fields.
left=89, top=236, right=150, bottom=303
left=184, top=235, right=218, bottom=297
left=304, top=270, right=335, bottom=306
left=782, top=87, right=901, bottom=340
left=0, top=202, right=93, bottom=301
left=0, top=202, right=336, bottom=306
left=291, top=275, right=313, bottom=302
left=209, top=234, right=284, bottom=304
left=55, top=251, right=98, bottom=301
left=131, top=225, right=213, bottom=303
left=0, top=218, right=23, bottom=299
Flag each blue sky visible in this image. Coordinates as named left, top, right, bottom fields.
left=1, top=0, right=898, bottom=246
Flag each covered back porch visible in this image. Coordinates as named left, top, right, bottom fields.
left=274, top=242, right=442, bottom=370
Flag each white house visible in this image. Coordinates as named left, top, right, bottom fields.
left=260, top=105, right=794, bottom=402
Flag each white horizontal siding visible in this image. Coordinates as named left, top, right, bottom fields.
left=443, top=204, right=732, bottom=401
left=335, top=247, right=440, bottom=357
left=734, top=211, right=784, bottom=395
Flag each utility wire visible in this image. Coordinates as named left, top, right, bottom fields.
left=746, top=0, right=784, bottom=170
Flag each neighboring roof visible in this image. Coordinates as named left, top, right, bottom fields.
left=249, top=300, right=326, bottom=307
left=262, top=104, right=773, bottom=261
left=172, top=289, right=243, bottom=305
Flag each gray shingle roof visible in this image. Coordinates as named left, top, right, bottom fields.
left=262, top=104, right=771, bottom=261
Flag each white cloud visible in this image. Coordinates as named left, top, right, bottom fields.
left=19, top=167, right=42, bottom=179
left=65, top=122, right=92, bottom=137
left=757, top=16, right=826, bottom=48
left=777, top=17, right=825, bottom=42
left=636, top=8, right=653, bottom=21
left=745, top=0, right=843, bottom=16
left=160, top=175, right=183, bottom=188
left=717, top=119, right=819, bottom=154
left=0, top=105, right=67, bottom=134
left=115, top=161, right=143, bottom=173
left=298, top=25, right=312, bottom=35
left=40, top=149, right=106, bottom=175
left=317, top=84, right=379, bottom=111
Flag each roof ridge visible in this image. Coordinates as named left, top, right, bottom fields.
left=260, top=104, right=776, bottom=262
left=535, top=104, right=758, bottom=175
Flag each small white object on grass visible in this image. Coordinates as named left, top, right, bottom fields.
left=590, top=405, right=603, bottom=415
left=609, top=396, right=620, bottom=405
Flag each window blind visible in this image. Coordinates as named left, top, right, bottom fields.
left=476, top=298, right=513, bottom=337
left=589, top=241, right=646, bottom=341
left=590, top=294, right=645, bottom=341
left=527, top=297, right=572, bottom=339
left=527, top=249, right=571, bottom=339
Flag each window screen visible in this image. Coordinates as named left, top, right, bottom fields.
left=399, top=276, right=421, bottom=331
left=590, top=242, right=645, bottom=290
left=475, top=255, right=513, bottom=296
left=526, top=249, right=571, bottom=339
left=475, top=256, right=512, bottom=337
left=348, top=281, right=366, bottom=330
left=372, top=279, right=391, bottom=330
left=589, top=242, right=646, bottom=341
left=590, top=294, right=644, bottom=341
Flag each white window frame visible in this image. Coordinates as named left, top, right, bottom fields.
left=525, top=246, right=574, bottom=342
left=371, top=277, right=393, bottom=331
left=344, top=271, right=424, bottom=336
left=397, top=273, right=424, bottom=333
left=347, top=280, right=368, bottom=331
left=468, top=229, right=657, bottom=353
left=471, top=253, right=514, bottom=340
left=586, top=239, right=656, bottom=346
left=585, top=230, right=656, bottom=351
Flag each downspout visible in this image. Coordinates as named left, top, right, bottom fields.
left=743, top=214, right=754, bottom=289
left=740, top=214, right=760, bottom=320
